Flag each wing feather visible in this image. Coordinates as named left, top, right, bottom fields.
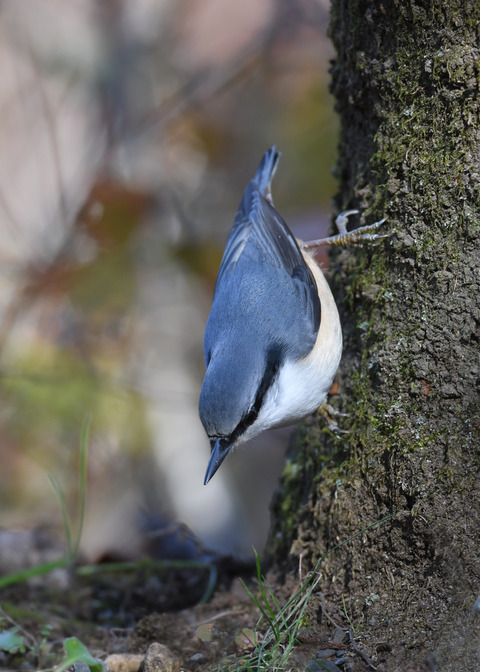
left=206, top=149, right=321, bottom=365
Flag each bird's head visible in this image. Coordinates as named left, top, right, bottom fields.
left=199, top=340, right=284, bottom=483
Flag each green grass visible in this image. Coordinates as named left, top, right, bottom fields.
left=49, top=413, right=90, bottom=564
left=0, top=415, right=91, bottom=590
left=0, top=413, right=217, bottom=598
left=234, top=514, right=394, bottom=672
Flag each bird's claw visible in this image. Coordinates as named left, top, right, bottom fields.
left=303, top=211, right=389, bottom=250
left=317, top=402, right=349, bottom=435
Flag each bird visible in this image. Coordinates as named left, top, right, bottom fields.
left=199, top=147, right=387, bottom=484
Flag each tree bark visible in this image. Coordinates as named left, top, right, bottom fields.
left=268, top=1, right=480, bottom=668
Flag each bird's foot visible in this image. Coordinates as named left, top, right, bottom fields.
left=303, top=210, right=390, bottom=249
left=317, top=401, right=349, bottom=435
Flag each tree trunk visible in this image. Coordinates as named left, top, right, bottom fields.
left=268, top=1, right=480, bottom=668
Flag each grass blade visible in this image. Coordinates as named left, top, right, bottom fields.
left=48, top=472, right=73, bottom=560
left=72, top=413, right=91, bottom=560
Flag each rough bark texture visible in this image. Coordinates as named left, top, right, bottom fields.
left=268, top=1, right=480, bottom=669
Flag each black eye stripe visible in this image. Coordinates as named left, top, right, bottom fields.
left=228, top=344, right=284, bottom=443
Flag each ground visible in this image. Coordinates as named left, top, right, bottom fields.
left=2, top=525, right=479, bottom=671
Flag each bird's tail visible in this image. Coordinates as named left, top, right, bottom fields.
left=253, top=146, right=280, bottom=203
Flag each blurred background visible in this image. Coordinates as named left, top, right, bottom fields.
left=0, top=0, right=338, bottom=563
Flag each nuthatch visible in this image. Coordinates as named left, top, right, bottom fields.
left=199, top=147, right=387, bottom=484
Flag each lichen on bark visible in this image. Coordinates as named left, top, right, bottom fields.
left=268, top=0, right=480, bottom=667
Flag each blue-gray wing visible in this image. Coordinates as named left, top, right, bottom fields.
left=207, top=148, right=321, bottom=363
left=216, top=147, right=304, bottom=288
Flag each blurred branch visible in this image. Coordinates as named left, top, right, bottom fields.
left=119, top=1, right=327, bottom=143
left=27, top=45, right=70, bottom=230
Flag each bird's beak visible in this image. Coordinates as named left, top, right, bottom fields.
left=204, top=437, right=232, bottom=485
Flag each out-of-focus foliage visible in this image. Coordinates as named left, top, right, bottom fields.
left=0, top=178, right=153, bottom=522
